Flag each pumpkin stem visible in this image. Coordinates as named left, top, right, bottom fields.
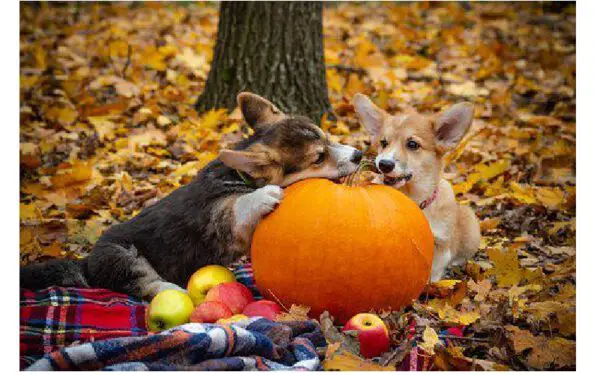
left=345, top=159, right=377, bottom=187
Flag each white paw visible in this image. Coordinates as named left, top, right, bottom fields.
left=248, top=185, right=284, bottom=216
left=145, top=281, right=186, bottom=300
left=429, top=269, right=445, bottom=282
left=233, top=185, right=284, bottom=244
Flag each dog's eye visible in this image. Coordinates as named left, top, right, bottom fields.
left=380, top=139, right=388, bottom=148
left=314, top=152, right=326, bottom=165
left=406, top=140, right=420, bottom=150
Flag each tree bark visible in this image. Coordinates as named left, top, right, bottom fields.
left=195, top=1, right=333, bottom=124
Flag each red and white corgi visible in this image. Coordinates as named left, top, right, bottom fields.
left=353, top=93, right=480, bottom=281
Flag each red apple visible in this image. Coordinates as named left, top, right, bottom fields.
left=343, top=313, right=391, bottom=359
left=205, top=282, right=254, bottom=314
left=190, top=301, right=233, bottom=323
left=242, top=300, right=283, bottom=320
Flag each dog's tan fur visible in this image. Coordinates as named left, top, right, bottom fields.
left=353, top=93, right=480, bottom=281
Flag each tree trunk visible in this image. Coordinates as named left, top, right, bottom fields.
left=195, top=1, right=333, bottom=124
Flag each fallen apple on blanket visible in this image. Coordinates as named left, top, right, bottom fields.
left=146, top=289, right=194, bottom=332
left=187, top=265, right=236, bottom=306
left=205, top=281, right=254, bottom=314
left=242, top=300, right=283, bottom=320
left=251, top=178, right=435, bottom=322
left=147, top=265, right=284, bottom=330
left=190, top=301, right=233, bottom=323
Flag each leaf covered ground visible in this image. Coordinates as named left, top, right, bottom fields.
left=20, top=2, right=575, bottom=371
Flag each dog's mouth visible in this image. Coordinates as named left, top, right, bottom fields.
left=383, top=174, right=412, bottom=187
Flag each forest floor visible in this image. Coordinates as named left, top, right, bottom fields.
left=20, top=2, right=575, bottom=370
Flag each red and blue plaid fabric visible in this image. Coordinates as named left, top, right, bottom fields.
left=20, top=263, right=264, bottom=369
left=232, top=262, right=263, bottom=300
left=26, top=318, right=324, bottom=371
left=20, top=287, right=147, bottom=369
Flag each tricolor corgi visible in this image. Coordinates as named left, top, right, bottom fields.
left=21, top=92, right=363, bottom=299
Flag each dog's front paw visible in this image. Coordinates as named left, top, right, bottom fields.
left=233, top=185, right=284, bottom=241
left=144, top=281, right=187, bottom=300
left=249, top=185, right=284, bottom=216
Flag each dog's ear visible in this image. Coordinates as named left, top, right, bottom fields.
left=237, top=92, right=286, bottom=128
left=353, top=93, right=386, bottom=137
left=434, top=102, right=474, bottom=151
left=219, top=149, right=270, bottom=177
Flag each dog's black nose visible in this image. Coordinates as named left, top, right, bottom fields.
left=350, top=150, right=363, bottom=164
left=378, top=159, right=395, bottom=173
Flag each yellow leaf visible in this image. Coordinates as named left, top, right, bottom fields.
left=114, top=138, right=129, bottom=150
left=509, top=182, right=537, bottom=204
left=458, top=311, right=481, bottom=325
left=221, top=123, right=240, bottom=134
left=118, top=171, right=133, bottom=193
left=427, top=299, right=481, bottom=325
left=345, top=73, right=365, bottom=98
left=454, top=160, right=510, bottom=195
left=42, top=241, right=63, bottom=258
left=146, top=146, right=170, bottom=157
left=485, top=247, right=522, bottom=287
left=198, top=109, right=228, bottom=130
left=171, top=161, right=201, bottom=178
left=420, top=326, right=440, bottom=355
left=20, top=203, right=41, bottom=220
left=141, top=48, right=168, bottom=71
left=447, top=81, right=490, bottom=98
left=129, top=128, right=167, bottom=149
left=480, top=217, right=501, bottom=231
left=46, top=107, right=79, bottom=127
left=176, top=47, right=208, bottom=71
left=327, top=69, right=343, bottom=93
left=21, top=75, right=39, bottom=90
left=430, top=279, right=462, bottom=289
left=34, top=43, right=46, bottom=69
left=323, top=347, right=395, bottom=371
left=88, top=116, right=116, bottom=141
left=534, top=187, right=565, bottom=210
left=275, top=304, right=311, bottom=322
left=50, top=162, right=93, bottom=188
left=156, top=115, right=172, bottom=127
left=196, top=151, right=217, bottom=169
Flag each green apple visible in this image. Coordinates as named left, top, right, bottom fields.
left=187, top=265, right=236, bottom=306
left=146, top=289, right=194, bottom=332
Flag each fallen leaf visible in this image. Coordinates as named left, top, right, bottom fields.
left=420, top=326, right=440, bottom=355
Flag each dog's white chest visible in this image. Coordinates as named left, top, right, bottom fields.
left=424, top=211, right=450, bottom=245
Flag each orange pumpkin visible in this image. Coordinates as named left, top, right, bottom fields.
left=251, top=178, right=434, bottom=322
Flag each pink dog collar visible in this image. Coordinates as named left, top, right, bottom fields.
left=419, top=186, right=439, bottom=210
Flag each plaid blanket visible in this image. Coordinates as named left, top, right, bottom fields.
left=21, top=263, right=327, bottom=371
left=26, top=318, right=325, bottom=371
left=20, top=287, right=147, bottom=369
